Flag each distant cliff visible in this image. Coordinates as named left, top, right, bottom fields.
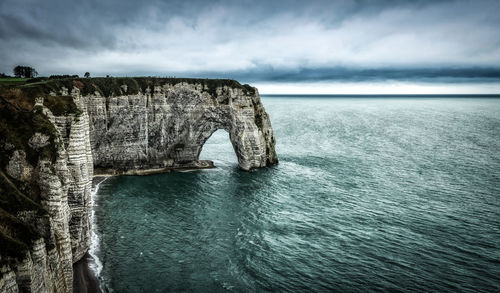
left=0, top=77, right=277, bottom=292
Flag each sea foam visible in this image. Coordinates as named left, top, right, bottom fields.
left=88, top=177, right=108, bottom=292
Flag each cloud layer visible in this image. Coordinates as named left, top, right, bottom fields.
left=1, top=0, right=500, bottom=87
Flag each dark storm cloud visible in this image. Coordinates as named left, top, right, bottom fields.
left=202, top=67, right=500, bottom=84
left=1, top=0, right=500, bottom=85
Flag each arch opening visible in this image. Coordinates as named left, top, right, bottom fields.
left=199, top=129, right=239, bottom=167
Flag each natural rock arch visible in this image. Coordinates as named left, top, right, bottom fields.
left=195, top=128, right=237, bottom=164
left=83, top=82, right=278, bottom=173
left=175, top=105, right=271, bottom=170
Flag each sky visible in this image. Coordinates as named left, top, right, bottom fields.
left=1, top=0, right=500, bottom=94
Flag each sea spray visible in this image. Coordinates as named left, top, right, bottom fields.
left=88, top=177, right=108, bottom=292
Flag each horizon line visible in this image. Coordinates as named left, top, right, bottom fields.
left=259, top=94, right=500, bottom=97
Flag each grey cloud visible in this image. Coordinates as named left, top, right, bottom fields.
left=226, top=67, right=500, bottom=84
left=0, top=0, right=499, bottom=85
left=145, top=66, right=500, bottom=84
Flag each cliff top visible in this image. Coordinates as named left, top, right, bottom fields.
left=1, top=76, right=256, bottom=98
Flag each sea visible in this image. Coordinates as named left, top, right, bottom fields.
left=90, top=96, right=500, bottom=292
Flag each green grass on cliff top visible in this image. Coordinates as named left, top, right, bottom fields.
left=0, top=78, right=29, bottom=82
left=0, top=77, right=29, bottom=87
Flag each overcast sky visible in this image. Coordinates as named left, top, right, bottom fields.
left=1, top=0, right=500, bottom=93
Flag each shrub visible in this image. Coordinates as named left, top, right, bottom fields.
left=49, top=75, right=78, bottom=79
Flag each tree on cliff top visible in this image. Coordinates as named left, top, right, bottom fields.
left=13, top=66, right=38, bottom=78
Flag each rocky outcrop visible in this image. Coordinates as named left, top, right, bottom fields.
left=83, top=80, right=277, bottom=172
left=0, top=77, right=277, bottom=292
left=52, top=95, right=93, bottom=262
left=0, top=94, right=93, bottom=292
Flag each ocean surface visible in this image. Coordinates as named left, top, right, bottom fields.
left=92, top=96, right=500, bottom=292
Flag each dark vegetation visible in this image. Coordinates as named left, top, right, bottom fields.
left=43, top=95, right=82, bottom=116
left=23, top=77, right=48, bottom=84
left=13, top=65, right=38, bottom=78
left=69, top=77, right=255, bottom=97
left=49, top=74, right=79, bottom=79
left=0, top=87, right=70, bottom=165
left=242, top=83, right=256, bottom=95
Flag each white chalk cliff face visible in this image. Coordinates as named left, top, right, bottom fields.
left=0, top=99, right=92, bottom=293
left=0, top=78, right=277, bottom=292
left=84, top=82, right=277, bottom=172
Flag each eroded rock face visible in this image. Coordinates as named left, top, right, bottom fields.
left=0, top=99, right=92, bottom=292
left=83, top=82, right=278, bottom=172
left=0, top=266, right=18, bottom=292
left=28, top=133, right=50, bottom=150
left=6, top=150, right=33, bottom=182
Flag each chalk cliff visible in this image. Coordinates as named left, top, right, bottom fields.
left=0, top=95, right=91, bottom=292
left=85, top=80, right=277, bottom=172
left=0, top=77, right=277, bottom=292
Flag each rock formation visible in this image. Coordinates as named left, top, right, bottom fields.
left=0, top=77, right=277, bottom=292
left=85, top=81, right=277, bottom=172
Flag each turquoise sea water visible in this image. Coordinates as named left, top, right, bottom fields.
left=93, top=97, right=500, bottom=292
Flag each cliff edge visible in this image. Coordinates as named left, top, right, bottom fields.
left=0, top=77, right=278, bottom=292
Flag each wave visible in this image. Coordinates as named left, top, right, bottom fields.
left=88, top=177, right=108, bottom=292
